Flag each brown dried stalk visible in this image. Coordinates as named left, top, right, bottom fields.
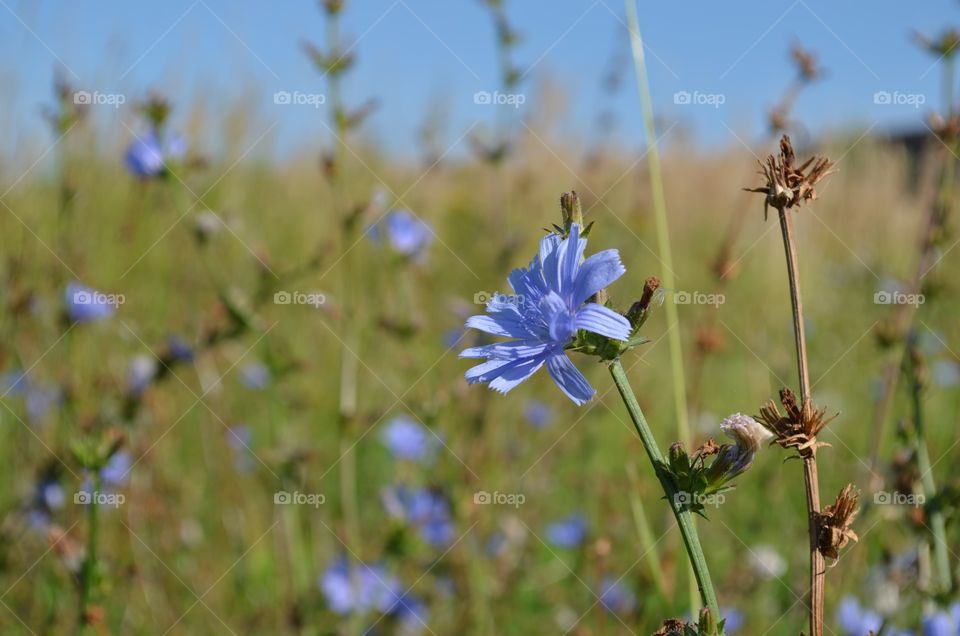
left=746, top=134, right=835, bottom=636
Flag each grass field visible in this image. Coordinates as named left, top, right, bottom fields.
left=1, top=4, right=959, bottom=636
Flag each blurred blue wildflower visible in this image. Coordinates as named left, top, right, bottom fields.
left=380, top=416, right=437, bottom=463
left=239, top=362, right=271, bottom=390
left=382, top=486, right=456, bottom=547
left=837, top=597, right=882, bottom=636
left=391, top=592, right=429, bottom=634
left=932, top=359, right=960, bottom=388
left=722, top=608, right=745, bottom=634
left=545, top=513, right=587, bottom=548
left=226, top=425, right=254, bottom=473
left=321, top=558, right=400, bottom=615
left=1, top=370, right=62, bottom=424
left=125, top=129, right=185, bottom=178
left=523, top=399, right=553, bottom=428
left=78, top=451, right=131, bottom=508
left=127, top=355, right=158, bottom=395
left=101, top=451, right=132, bottom=488
left=25, top=383, right=62, bottom=423
left=26, top=475, right=65, bottom=531
left=923, top=611, right=956, bottom=636
left=598, top=577, right=635, bottom=615
left=370, top=209, right=433, bottom=260
left=64, top=282, right=117, bottom=323
left=461, top=224, right=631, bottom=405
left=166, top=335, right=195, bottom=363
left=1, top=371, right=29, bottom=395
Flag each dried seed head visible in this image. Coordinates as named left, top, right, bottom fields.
left=744, top=135, right=835, bottom=219
left=790, top=43, right=822, bottom=83
left=695, top=324, right=725, bottom=355
left=767, top=104, right=791, bottom=135
left=692, top=438, right=721, bottom=462
left=756, top=388, right=836, bottom=457
left=652, top=619, right=688, bottom=636
left=627, top=276, right=661, bottom=328
left=817, top=484, right=860, bottom=560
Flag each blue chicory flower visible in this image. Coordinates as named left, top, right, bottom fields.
left=923, top=611, right=956, bottom=636
left=382, top=486, right=456, bottom=547
left=100, top=451, right=132, bottom=488
left=461, top=224, right=631, bottom=405
left=545, top=513, right=588, bottom=548
left=523, top=399, right=553, bottom=428
left=125, top=129, right=185, bottom=178
left=371, top=209, right=434, bottom=260
left=26, top=475, right=65, bottom=532
left=64, top=282, right=116, bottom=323
left=320, top=557, right=426, bottom=630
left=166, top=335, right=195, bottom=363
left=932, top=359, right=960, bottom=388
left=380, top=416, right=437, bottom=463
left=598, top=577, right=635, bottom=615
left=226, top=425, right=254, bottom=473
left=127, top=355, right=158, bottom=395
left=2, top=370, right=62, bottom=424
left=239, top=362, right=271, bottom=390
left=321, top=558, right=400, bottom=615
left=722, top=608, right=745, bottom=634
left=837, top=597, right=883, bottom=636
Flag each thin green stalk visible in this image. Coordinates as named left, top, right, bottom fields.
left=624, top=0, right=689, bottom=447
left=609, top=360, right=720, bottom=619
left=624, top=0, right=696, bottom=611
left=625, top=463, right=667, bottom=598
left=79, top=472, right=102, bottom=630
left=323, top=9, right=363, bottom=634
left=908, top=354, right=952, bottom=592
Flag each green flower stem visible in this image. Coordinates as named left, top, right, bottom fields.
left=608, top=359, right=721, bottom=619
left=909, top=357, right=952, bottom=592
left=79, top=472, right=102, bottom=630
left=624, top=0, right=698, bottom=610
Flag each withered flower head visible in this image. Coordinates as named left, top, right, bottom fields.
left=756, top=387, right=836, bottom=457
left=744, top=135, right=835, bottom=219
left=913, top=28, right=960, bottom=59
left=695, top=324, right=725, bottom=355
left=652, top=618, right=688, bottom=636
left=817, top=484, right=860, bottom=560
left=767, top=104, right=791, bottom=135
left=790, top=43, right=822, bottom=83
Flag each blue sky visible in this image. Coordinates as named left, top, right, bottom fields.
left=0, top=0, right=956, bottom=162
